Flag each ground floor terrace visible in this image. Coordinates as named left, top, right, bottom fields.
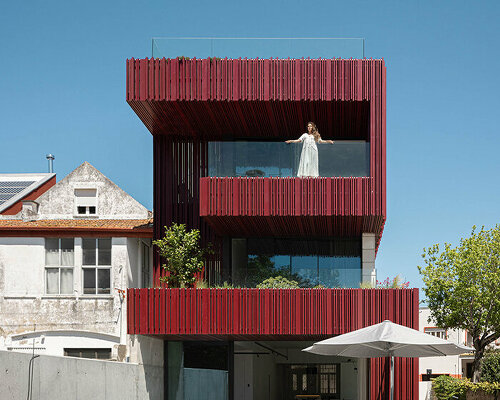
left=128, top=288, right=419, bottom=399
left=167, top=339, right=366, bottom=400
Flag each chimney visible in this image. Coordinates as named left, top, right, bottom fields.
left=46, top=154, right=55, bottom=173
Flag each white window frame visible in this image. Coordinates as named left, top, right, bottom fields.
left=82, top=238, right=112, bottom=295
left=74, top=188, right=98, bottom=217
left=44, top=238, right=74, bottom=295
left=424, top=327, right=447, bottom=340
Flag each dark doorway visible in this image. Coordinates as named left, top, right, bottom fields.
left=283, top=364, right=340, bottom=400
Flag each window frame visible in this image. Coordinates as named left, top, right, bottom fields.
left=82, top=238, right=112, bottom=296
left=44, top=238, right=74, bottom=295
left=64, top=348, right=112, bottom=360
left=141, top=241, right=151, bottom=288
left=74, top=188, right=98, bottom=217
left=424, top=327, right=447, bottom=340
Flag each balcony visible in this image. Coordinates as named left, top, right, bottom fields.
left=208, top=141, right=369, bottom=178
left=126, top=287, right=418, bottom=338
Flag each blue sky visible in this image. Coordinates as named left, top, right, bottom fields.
left=1, top=0, right=499, bottom=294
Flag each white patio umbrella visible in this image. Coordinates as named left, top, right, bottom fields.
left=303, top=320, right=472, bottom=400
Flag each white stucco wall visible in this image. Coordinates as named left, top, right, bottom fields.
left=0, top=236, right=152, bottom=359
left=34, top=162, right=149, bottom=220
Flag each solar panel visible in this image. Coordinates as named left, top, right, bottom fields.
left=0, top=181, right=36, bottom=206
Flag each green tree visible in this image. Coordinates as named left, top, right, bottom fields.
left=481, top=349, right=500, bottom=383
left=153, top=223, right=211, bottom=288
left=419, top=224, right=500, bottom=382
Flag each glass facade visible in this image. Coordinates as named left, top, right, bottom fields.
left=232, top=238, right=361, bottom=288
left=208, top=141, right=369, bottom=178
left=167, top=342, right=230, bottom=400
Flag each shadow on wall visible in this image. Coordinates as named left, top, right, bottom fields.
left=0, top=345, right=164, bottom=400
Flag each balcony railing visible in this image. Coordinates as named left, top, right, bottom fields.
left=208, top=141, right=369, bottom=178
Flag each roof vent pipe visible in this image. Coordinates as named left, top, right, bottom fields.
left=46, top=154, right=55, bottom=173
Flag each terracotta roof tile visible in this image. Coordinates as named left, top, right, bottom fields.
left=0, top=218, right=153, bottom=232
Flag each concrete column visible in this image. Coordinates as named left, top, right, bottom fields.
left=362, top=233, right=376, bottom=285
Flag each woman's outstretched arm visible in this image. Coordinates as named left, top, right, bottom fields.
left=285, top=139, right=301, bottom=143
left=318, top=139, right=334, bottom=144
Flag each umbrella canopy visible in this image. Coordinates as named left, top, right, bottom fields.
left=303, top=320, right=472, bottom=358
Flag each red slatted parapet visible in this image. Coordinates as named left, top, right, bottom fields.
left=126, top=58, right=385, bottom=141
left=127, top=287, right=418, bottom=400
left=199, top=176, right=384, bottom=239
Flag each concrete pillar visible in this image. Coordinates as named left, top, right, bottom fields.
left=362, top=233, right=376, bottom=285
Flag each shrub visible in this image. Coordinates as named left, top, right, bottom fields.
left=481, top=350, right=500, bottom=383
left=256, top=276, right=300, bottom=289
left=432, top=375, right=469, bottom=400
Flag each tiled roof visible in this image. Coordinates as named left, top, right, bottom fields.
left=0, top=218, right=153, bottom=234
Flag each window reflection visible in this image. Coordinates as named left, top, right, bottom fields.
left=234, top=238, right=361, bottom=288
left=208, top=141, right=369, bottom=178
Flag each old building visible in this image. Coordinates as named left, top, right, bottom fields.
left=0, top=161, right=153, bottom=362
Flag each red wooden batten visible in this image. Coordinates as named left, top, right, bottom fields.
left=127, top=287, right=418, bottom=399
left=129, top=58, right=386, bottom=247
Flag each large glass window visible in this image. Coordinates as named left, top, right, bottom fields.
left=45, top=238, right=74, bottom=295
left=234, top=238, right=361, bottom=288
left=82, top=238, right=111, bottom=295
left=208, top=141, right=369, bottom=178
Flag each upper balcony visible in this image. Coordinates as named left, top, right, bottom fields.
left=128, top=39, right=386, bottom=241
left=126, top=39, right=385, bottom=141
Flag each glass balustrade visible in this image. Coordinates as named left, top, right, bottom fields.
left=208, top=141, right=369, bottom=178
left=152, top=37, right=365, bottom=59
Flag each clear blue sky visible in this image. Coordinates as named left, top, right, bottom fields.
left=1, top=0, right=499, bottom=294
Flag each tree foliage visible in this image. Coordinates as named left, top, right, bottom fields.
left=242, top=255, right=311, bottom=288
left=481, top=350, right=500, bottom=383
left=419, top=224, right=500, bottom=382
left=256, top=276, right=300, bottom=289
left=153, top=223, right=211, bottom=288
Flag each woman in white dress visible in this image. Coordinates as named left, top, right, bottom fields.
left=285, top=122, right=334, bottom=177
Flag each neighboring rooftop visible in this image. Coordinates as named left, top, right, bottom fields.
left=0, top=173, right=55, bottom=214
left=0, top=218, right=152, bottom=237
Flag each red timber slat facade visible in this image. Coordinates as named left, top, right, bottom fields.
left=127, top=57, right=386, bottom=248
left=125, top=57, right=418, bottom=400
left=128, top=288, right=419, bottom=399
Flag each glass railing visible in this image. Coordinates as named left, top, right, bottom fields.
left=152, top=38, right=365, bottom=59
left=208, top=141, right=369, bottom=178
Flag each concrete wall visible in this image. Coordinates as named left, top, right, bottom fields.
left=362, top=233, right=376, bottom=285
left=0, top=349, right=163, bottom=400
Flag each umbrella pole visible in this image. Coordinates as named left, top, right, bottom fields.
left=390, top=355, right=394, bottom=400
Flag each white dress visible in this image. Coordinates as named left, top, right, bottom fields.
left=297, top=133, right=319, bottom=177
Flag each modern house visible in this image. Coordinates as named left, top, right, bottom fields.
left=0, top=162, right=154, bottom=362
left=125, top=54, right=419, bottom=399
